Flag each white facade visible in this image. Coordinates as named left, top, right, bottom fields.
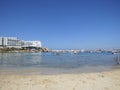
left=23, top=41, right=41, bottom=48
left=0, top=37, right=42, bottom=48
left=0, top=37, right=22, bottom=48
left=0, top=37, right=2, bottom=45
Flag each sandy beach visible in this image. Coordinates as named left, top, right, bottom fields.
left=0, top=69, right=120, bottom=90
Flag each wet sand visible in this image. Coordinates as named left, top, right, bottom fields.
left=0, top=69, right=120, bottom=90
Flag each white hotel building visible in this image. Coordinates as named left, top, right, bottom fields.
left=0, top=37, right=41, bottom=48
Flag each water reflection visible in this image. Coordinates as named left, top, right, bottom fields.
left=0, top=53, right=41, bottom=67
left=0, top=52, right=120, bottom=75
left=40, top=52, right=116, bottom=68
left=0, top=52, right=116, bottom=68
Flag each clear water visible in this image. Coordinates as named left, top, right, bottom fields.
left=0, top=52, right=119, bottom=75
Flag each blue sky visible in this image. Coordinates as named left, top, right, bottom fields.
left=0, top=0, right=120, bottom=49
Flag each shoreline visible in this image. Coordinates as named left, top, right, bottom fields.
left=0, top=65, right=120, bottom=75
left=0, top=69, right=120, bottom=90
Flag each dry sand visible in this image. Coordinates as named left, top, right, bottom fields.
left=0, top=70, right=120, bottom=90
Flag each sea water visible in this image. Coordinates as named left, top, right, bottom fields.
left=0, top=52, right=120, bottom=75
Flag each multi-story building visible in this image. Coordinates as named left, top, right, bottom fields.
left=22, top=41, right=41, bottom=48
left=0, top=37, right=3, bottom=46
left=0, top=37, right=41, bottom=48
left=0, top=37, right=22, bottom=48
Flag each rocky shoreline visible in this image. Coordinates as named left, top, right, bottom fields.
left=0, top=47, right=49, bottom=53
